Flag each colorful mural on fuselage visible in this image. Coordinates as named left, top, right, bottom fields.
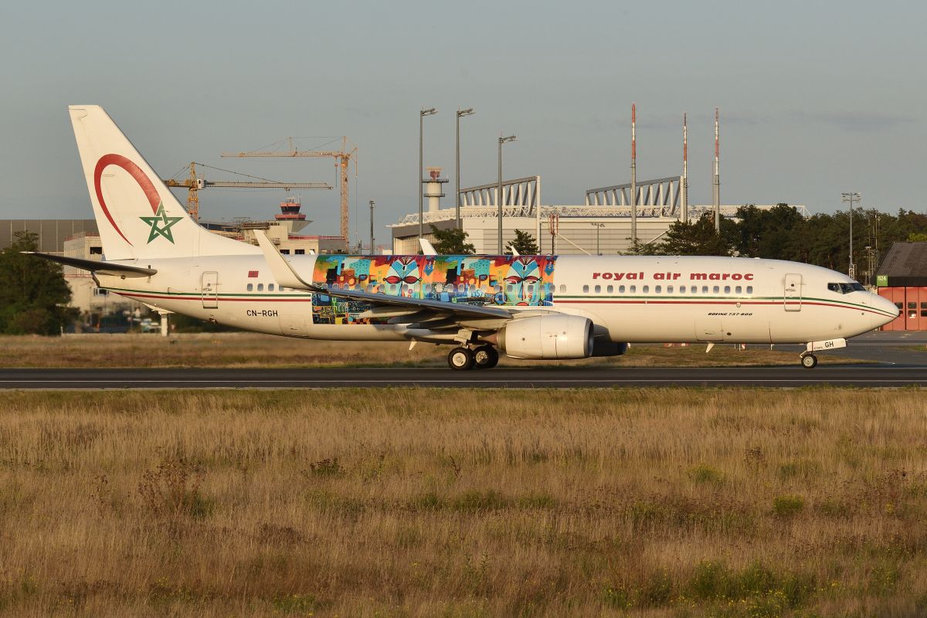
left=310, top=254, right=557, bottom=325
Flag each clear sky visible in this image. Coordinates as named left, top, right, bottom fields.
left=1, top=0, right=924, bottom=243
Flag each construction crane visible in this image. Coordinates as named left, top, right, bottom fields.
left=163, top=162, right=331, bottom=221
left=222, top=137, right=357, bottom=242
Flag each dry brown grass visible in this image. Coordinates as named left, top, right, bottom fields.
left=0, top=333, right=840, bottom=368
left=1, top=389, right=926, bottom=616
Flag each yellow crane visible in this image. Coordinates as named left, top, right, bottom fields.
left=162, top=162, right=331, bottom=221
left=222, top=137, right=357, bottom=242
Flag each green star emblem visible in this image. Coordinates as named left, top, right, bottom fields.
left=139, top=203, right=183, bottom=244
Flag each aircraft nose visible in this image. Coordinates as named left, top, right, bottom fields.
left=873, top=293, right=900, bottom=327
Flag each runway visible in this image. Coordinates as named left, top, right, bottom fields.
left=0, top=364, right=925, bottom=389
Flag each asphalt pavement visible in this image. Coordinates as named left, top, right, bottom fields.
left=0, top=331, right=922, bottom=389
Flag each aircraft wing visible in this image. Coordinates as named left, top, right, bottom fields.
left=307, top=285, right=511, bottom=319
left=254, top=232, right=512, bottom=321
left=23, top=252, right=157, bottom=277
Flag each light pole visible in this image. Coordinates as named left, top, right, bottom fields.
left=455, top=108, right=474, bottom=230
left=842, top=192, right=860, bottom=278
left=369, top=200, right=375, bottom=254
left=865, top=245, right=872, bottom=286
left=418, top=107, right=437, bottom=240
left=591, top=222, right=605, bottom=255
left=497, top=135, right=516, bottom=254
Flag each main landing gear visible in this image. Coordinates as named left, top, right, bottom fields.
left=448, top=345, right=499, bottom=370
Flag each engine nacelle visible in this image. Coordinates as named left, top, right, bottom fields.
left=498, top=315, right=594, bottom=360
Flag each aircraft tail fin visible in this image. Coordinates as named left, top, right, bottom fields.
left=68, top=105, right=258, bottom=260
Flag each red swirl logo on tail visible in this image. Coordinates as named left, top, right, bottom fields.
left=93, top=154, right=161, bottom=246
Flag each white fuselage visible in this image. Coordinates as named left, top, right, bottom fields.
left=96, top=254, right=897, bottom=345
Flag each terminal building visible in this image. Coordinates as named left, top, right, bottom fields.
left=389, top=171, right=806, bottom=256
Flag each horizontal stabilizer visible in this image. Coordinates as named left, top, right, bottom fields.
left=22, top=252, right=157, bottom=277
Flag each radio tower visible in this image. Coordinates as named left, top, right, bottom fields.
left=713, top=107, right=720, bottom=233
left=630, top=103, right=637, bottom=245
left=682, top=113, right=689, bottom=224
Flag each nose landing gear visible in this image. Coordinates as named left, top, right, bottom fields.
left=800, top=352, right=818, bottom=369
left=799, top=337, right=845, bottom=368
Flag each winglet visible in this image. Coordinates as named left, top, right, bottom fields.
left=254, top=231, right=317, bottom=291
left=419, top=238, right=438, bottom=255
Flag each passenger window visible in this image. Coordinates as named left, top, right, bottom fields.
left=247, top=283, right=253, bottom=291
left=724, top=285, right=731, bottom=294
left=735, top=285, right=742, bottom=294
left=606, top=285, right=614, bottom=294
left=594, top=285, right=601, bottom=294
left=268, top=284, right=275, bottom=291
left=746, top=286, right=753, bottom=294
left=702, top=286, right=709, bottom=294
left=667, top=285, right=673, bottom=294
left=583, top=285, right=589, bottom=293
left=630, top=285, right=637, bottom=293
left=257, top=283, right=264, bottom=291
left=713, top=286, right=720, bottom=294
left=655, top=285, right=662, bottom=294
left=643, top=285, right=649, bottom=294
left=619, top=285, right=626, bottom=293
left=559, top=284, right=566, bottom=293
left=680, top=285, right=686, bottom=293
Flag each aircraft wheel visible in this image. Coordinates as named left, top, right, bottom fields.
left=448, top=347, right=475, bottom=371
left=473, top=345, right=499, bottom=369
left=801, top=353, right=818, bottom=369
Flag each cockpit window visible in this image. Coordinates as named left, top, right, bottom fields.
left=828, top=282, right=865, bottom=294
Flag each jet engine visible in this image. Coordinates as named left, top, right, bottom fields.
left=497, top=315, right=594, bottom=360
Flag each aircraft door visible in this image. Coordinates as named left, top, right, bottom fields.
left=201, top=271, right=219, bottom=309
left=784, top=273, right=802, bottom=312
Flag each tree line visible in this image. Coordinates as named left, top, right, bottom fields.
left=636, top=205, right=927, bottom=279
left=434, top=206, right=927, bottom=280
left=0, top=232, right=75, bottom=335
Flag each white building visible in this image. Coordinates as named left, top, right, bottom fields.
left=390, top=175, right=805, bottom=255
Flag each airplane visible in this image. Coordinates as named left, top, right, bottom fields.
left=29, top=105, right=900, bottom=370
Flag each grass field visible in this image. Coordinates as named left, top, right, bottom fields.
left=0, top=333, right=851, bottom=368
left=1, top=388, right=926, bottom=616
